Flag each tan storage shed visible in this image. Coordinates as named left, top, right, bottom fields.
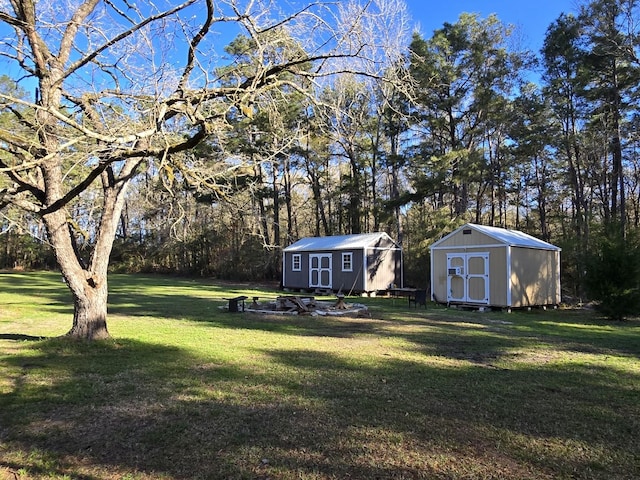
left=430, top=223, right=561, bottom=309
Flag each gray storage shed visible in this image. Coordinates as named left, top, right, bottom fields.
left=282, top=233, right=403, bottom=293
left=430, top=223, right=561, bottom=309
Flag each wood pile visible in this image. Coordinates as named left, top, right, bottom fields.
left=276, top=295, right=317, bottom=313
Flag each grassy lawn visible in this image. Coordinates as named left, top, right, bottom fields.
left=0, top=271, right=639, bottom=480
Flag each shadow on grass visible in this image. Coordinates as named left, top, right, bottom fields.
left=0, top=334, right=48, bottom=341
left=0, top=337, right=259, bottom=478
left=2, top=272, right=639, bottom=478
left=0, top=271, right=271, bottom=320
left=1, top=271, right=385, bottom=342
left=1, top=325, right=638, bottom=479
left=521, top=309, right=640, bottom=358
left=107, top=274, right=284, bottom=320
left=397, top=308, right=640, bottom=361
left=259, top=347, right=639, bottom=479
left=0, top=271, right=73, bottom=312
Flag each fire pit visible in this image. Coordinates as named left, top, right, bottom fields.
left=244, top=295, right=368, bottom=316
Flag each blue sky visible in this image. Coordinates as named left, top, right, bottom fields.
left=404, top=0, right=582, bottom=52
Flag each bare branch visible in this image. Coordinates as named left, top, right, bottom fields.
left=61, top=0, right=199, bottom=85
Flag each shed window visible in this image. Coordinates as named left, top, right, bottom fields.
left=463, top=229, right=472, bottom=235
left=292, top=254, right=302, bottom=271
left=342, top=252, right=353, bottom=272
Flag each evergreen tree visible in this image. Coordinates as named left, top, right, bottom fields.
left=585, top=224, right=640, bottom=320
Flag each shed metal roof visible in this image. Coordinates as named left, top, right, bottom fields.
left=431, top=223, right=561, bottom=251
left=284, top=232, right=399, bottom=252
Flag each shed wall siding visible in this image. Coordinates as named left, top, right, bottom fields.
left=283, top=252, right=310, bottom=289
left=365, top=249, right=402, bottom=291
left=431, top=249, right=447, bottom=303
left=510, top=248, right=559, bottom=307
left=331, top=250, right=365, bottom=292
left=488, top=247, right=508, bottom=306
left=283, top=233, right=403, bottom=293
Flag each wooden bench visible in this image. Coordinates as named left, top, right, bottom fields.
left=225, top=295, right=248, bottom=312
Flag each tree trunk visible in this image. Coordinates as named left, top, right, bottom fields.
left=348, top=154, right=361, bottom=234
left=283, top=155, right=294, bottom=245
left=306, top=160, right=330, bottom=236
left=42, top=206, right=109, bottom=340
left=67, top=279, right=110, bottom=339
left=253, top=162, right=271, bottom=246
left=271, top=160, right=281, bottom=247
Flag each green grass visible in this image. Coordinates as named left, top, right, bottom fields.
left=1, top=271, right=639, bottom=480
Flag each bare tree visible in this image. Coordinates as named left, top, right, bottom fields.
left=0, top=0, right=393, bottom=339
left=315, top=0, right=413, bottom=234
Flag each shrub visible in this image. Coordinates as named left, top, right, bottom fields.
left=584, top=225, right=640, bottom=320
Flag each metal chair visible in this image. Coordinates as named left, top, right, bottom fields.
left=408, top=289, right=427, bottom=308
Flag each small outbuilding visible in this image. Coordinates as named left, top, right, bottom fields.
left=282, top=232, right=403, bottom=293
left=430, top=223, right=561, bottom=309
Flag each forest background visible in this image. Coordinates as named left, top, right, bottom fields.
left=1, top=0, right=640, bottom=312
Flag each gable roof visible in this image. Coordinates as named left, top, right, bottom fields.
left=431, top=223, right=560, bottom=251
left=284, top=232, right=399, bottom=252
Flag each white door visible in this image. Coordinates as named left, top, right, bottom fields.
left=446, top=253, right=489, bottom=304
left=309, top=254, right=332, bottom=289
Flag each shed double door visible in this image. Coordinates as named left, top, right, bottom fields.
left=446, top=252, right=489, bottom=304
left=309, top=254, right=332, bottom=289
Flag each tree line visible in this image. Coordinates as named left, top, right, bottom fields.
left=1, top=0, right=640, bottom=338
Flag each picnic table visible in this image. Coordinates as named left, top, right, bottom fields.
left=388, top=288, right=427, bottom=308
left=388, top=287, right=416, bottom=299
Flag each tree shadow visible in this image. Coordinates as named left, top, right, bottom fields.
left=2, top=273, right=639, bottom=478
left=107, top=274, right=393, bottom=339
left=0, top=333, right=48, bottom=341
left=0, top=271, right=73, bottom=312
left=394, top=307, right=640, bottom=362
left=522, top=310, right=640, bottom=358
left=1, top=317, right=638, bottom=479
left=256, top=347, right=638, bottom=479
left=0, top=336, right=257, bottom=478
